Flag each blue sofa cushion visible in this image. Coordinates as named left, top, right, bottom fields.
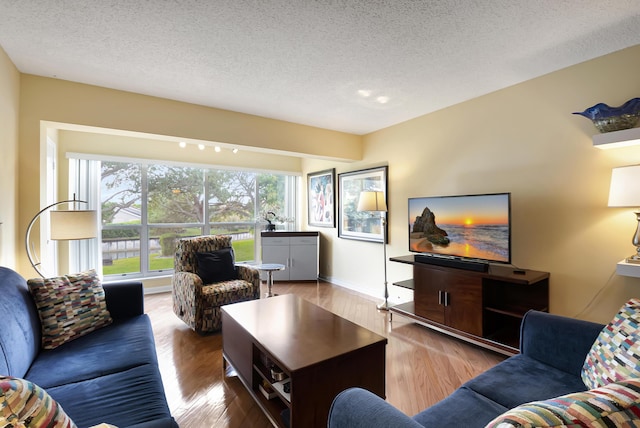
left=25, top=316, right=160, bottom=390
left=0, top=267, right=40, bottom=378
left=464, top=354, right=588, bottom=410
left=412, top=386, right=508, bottom=427
left=46, top=364, right=173, bottom=428
left=519, top=311, right=604, bottom=377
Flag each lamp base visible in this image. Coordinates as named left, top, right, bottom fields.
left=376, top=301, right=391, bottom=311
left=625, top=255, right=640, bottom=264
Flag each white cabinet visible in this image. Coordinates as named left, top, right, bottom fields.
left=261, top=232, right=319, bottom=281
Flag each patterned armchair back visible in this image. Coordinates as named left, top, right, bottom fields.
left=174, top=235, right=232, bottom=274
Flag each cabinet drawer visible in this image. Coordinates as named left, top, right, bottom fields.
left=290, top=237, right=317, bottom=246
left=262, top=237, right=290, bottom=246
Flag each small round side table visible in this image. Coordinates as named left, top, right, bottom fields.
left=255, top=263, right=286, bottom=298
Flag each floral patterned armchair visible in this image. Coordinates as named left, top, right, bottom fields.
left=172, top=235, right=260, bottom=333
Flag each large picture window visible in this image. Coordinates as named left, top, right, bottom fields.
left=71, top=156, right=297, bottom=279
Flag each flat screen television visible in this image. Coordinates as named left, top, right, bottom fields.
left=408, top=193, right=511, bottom=264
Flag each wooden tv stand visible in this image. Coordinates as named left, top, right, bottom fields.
left=389, top=255, right=549, bottom=356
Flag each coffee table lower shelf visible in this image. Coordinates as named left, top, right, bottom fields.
left=224, top=354, right=289, bottom=428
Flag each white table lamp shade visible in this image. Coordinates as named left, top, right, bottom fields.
left=357, top=191, right=387, bottom=212
left=50, top=210, right=98, bottom=240
left=609, top=165, right=640, bottom=207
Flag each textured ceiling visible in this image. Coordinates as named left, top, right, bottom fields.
left=1, top=1, right=640, bottom=135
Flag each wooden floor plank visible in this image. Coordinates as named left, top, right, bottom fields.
left=145, top=280, right=505, bottom=427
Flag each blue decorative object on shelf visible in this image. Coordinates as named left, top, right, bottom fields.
left=573, top=98, right=640, bottom=133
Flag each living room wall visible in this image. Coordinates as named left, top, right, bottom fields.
left=9, top=43, right=640, bottom=322
left=305, top=44, right=640, bottom=323
left=0, top=45, right=19, bottom=269
left=16, top=75, right=362, bottom=277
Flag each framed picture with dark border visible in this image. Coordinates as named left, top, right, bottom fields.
left=338, top=166, right=388, bottom=242
left=307, top=168, right=335, bottom=227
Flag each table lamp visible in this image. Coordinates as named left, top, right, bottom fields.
left=357, top=190, right=389, bottom=310
left=608, top=165, right=640, bottom=263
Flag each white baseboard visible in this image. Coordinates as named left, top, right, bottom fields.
left=139, top=276, right=412, bottom=303
left=143, top=284, right=172, bottom=295
left=319, top=275, right=412, bottom=306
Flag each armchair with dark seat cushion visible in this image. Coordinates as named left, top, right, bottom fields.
left=172, top=235, right=260, bottom=333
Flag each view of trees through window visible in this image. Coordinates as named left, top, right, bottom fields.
left=100, top=160, right=295, bottom=278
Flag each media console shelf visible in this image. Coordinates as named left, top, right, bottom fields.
left=389, top=255, right=549, bottom=356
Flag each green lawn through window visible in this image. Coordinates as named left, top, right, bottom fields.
left=103, top=239, right=255, bottom=276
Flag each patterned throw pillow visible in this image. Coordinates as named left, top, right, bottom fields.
left=27, top=269, right=112, bottom=350
left=484, top=379, right=640, bottom=428
left=0, top=376, right=76, bottom=428
left=581, top=298, right=640, bottom=389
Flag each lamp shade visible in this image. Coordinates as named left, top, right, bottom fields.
left=608, top=165, right=640, bottom=207
left=50, top=210, right=98, bottom=240
left=357, top=191, right=387, bottom=212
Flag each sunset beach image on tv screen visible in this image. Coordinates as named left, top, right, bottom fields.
left=408, top=193, right=510, bottom=263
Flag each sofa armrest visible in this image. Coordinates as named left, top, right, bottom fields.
left=103, top=281, right=144, bottom=321
left=520, top=310, right=604, bottom=376
left=328, top=388, right=424, bottom=428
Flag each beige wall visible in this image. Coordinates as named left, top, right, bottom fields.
left=305, top=45, right=640, bottom=323
left=17, top=75, right=362, bottom=277
left=0, top=45, right=20, bottom=269
left=10, top=43, right=640, bottom=321
left=57, top=129, right=304, bottom=173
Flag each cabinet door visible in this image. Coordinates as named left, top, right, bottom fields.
left=444, top=271, right=483, bottom=336
left=261, top=237, right=290, bottom=280
left=289, top=237, right=318, bottom=280
left=413, top=264, right=445, bottom=324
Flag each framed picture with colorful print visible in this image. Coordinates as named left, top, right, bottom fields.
left=307, top=168, right=335, bottom=227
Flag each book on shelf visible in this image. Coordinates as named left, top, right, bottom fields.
left=259, top=380, right=277, bottom=400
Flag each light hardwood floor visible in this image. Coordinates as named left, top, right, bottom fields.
left=145, top=280, right=506, bottom=427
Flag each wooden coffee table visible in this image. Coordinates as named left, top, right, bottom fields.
left=221, top=294, right=387, bottom=428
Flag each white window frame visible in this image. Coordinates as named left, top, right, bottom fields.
left=67, top=152, right=299, bottom=280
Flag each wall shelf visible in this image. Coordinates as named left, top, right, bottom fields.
left=617, top=259, right=640, bottom=278
left=593, top=127, right=640, bottom=149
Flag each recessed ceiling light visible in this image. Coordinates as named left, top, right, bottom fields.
left=357, top=89, right=372, bottom=98
left=179, top=141, right=187, bottom=148
left=376, top=96, right=390, bottom=104
left=214, top=146, right=221, bottom=152
left=198, top=144, right=205, bottom=150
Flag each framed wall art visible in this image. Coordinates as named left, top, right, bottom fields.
left=307, top=168, right=335, bottom=227
left=338, top=166, right=388, bottom=242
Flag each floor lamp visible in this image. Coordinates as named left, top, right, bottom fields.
left=357, top=190, right=389, bottom=310
left=25, top=196, right=98, bottom=278
left=609, top=165, right=640, bottom=262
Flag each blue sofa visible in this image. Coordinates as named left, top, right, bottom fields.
left=0, top=266, right=178, bottom=428
left=328, top=310, right=606, bottom=428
